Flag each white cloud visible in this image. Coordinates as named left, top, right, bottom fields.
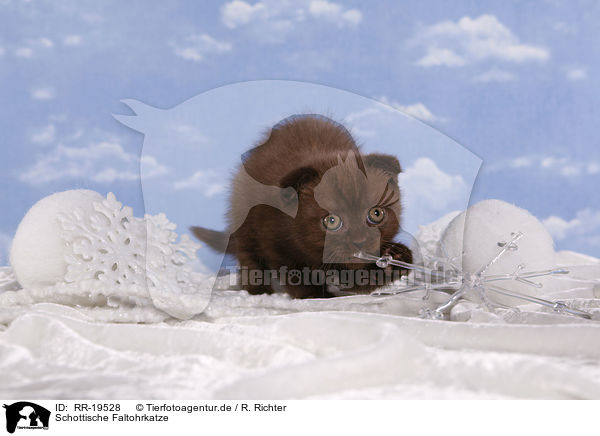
left=413, top=15, right=549, bottom=68
left=92, top=157, right=168, bottom=182
left=540, top=156, right=565, bottom=168
left=167, top=123, right=209, bottom=147
left=473, top=68, right=516, bottom=83
left=543, top=216, right=573, bottom=241
left=31, top=124, right=56, bottom=144
left=63, top=35, right=83, bottom=46
left=486, top=156, right=532, bottom=171
left=378, top=97, right=441, bottom=123
left=415, top=47, right=466, bottom=67
left=345, top=107, right=380, bottom=123
left=0, top=46, right=5, bottom=56
left=543, top=209, right=600, bottom=244
left=346, top=99, right=444, bottom=126
left=587, top=163, right=600, bottom=175
left=174, top=169, right=227, bottom=197
left=14, top=38, right=55, bottom=58
left=489, top=154, right=600, bottom=178
left=170, top=34, right=232, bottom=62
left=399, top=157, right=468, bottom=213
left=511, top=156, right=532, bottom=168
left=308, top=0, right=362, bottom=26
left=92, top=168, right=139, bottom=183
left=566, top=67, right=587, bottom=81
left=15, top=47, right=34, bottom=58
left=140, top=155, right=170, bottom=179
left=38, top=37, right=54, bottom=48
left=220, top=0, right=362, bottom=42
left=20, top=142, right=168, bottom=185
left=560, top=165, right=581, bottom=177
left=30, top=87, right=55, bottom=101
left=539, top=156, right=584, bottom=177
left=222, top=0, right=267, bottom=28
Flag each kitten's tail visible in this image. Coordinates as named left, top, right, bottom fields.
left=190, top=226, right=231, bottom=253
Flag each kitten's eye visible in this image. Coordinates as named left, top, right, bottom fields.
left=367, top=207, right=385, bottom=224
left=323, top=214, right=343, bottom=231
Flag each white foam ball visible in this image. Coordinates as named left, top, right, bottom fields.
left=439, top=199, right=557, bottom=306
left=10, top=190, right=105, bottom=288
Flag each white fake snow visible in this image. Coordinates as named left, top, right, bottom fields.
left=1, top=203, right=600, bottom=399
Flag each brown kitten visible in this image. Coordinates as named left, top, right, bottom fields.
left=192, top=114, right=413, bottom=298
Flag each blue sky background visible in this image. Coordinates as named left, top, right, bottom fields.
left=1, top=0, right=599, bottom=267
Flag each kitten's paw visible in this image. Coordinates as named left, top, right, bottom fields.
left=381, top=243, right=413, bottom=277
left=383, top=242, right=413, bottom=265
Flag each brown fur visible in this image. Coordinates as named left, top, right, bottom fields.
left=192, top=115, right=412, bottom=298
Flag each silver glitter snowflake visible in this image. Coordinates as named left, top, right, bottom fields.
left=356, top=231, right=592, bottom=320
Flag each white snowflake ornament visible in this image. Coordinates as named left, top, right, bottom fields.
left=9, top=190, right=209, bottom=320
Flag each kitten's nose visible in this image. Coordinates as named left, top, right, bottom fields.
left=352, top=236, right=368, bottom=248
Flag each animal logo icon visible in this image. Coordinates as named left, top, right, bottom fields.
left=113, top=81, right=481, bottom=302
left=3, top=402, right=50, bottom=434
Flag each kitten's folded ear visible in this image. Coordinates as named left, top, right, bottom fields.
left=279, top=166, right=320, bottom=203
left=363, top=153, right=402, bottom=175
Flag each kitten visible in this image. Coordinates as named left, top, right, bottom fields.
left=192, top=114, right=413, bottom=298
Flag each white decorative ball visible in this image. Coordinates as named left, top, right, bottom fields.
left=439, top=199, right=557, bottom=305
left=10, top=190, right=105, bottom=289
